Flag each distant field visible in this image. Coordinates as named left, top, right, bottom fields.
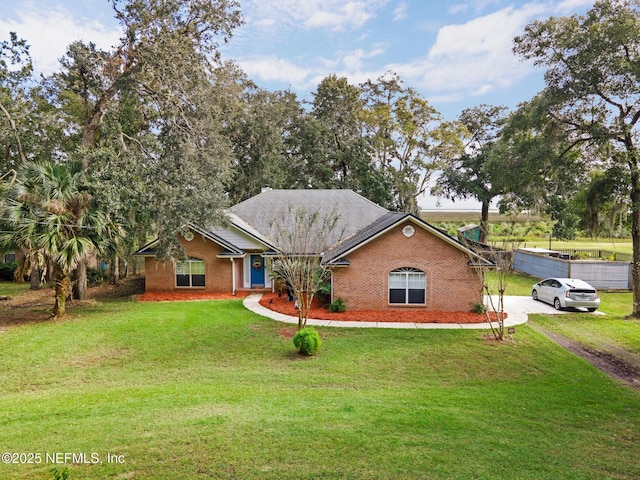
left=420, top=210, right=541, bottom=223
left=420, top=210, right=633, bottom=254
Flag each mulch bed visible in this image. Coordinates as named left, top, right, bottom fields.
left=259, top=292, right=504, bottom=324
left=139, top=291, right=250, bottom=302
left=137, top=290, right=505, bottom=324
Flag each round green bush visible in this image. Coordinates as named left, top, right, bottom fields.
left=293, top=327, right=322, bottom=356
left=328, top=297, right=346, bottom=312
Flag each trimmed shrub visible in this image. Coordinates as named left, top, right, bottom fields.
left=328, top=297, right=347, bottom=312
left=470, top=302, right=486, bottom=314
left=293, top=327, right=322, bottom=356
left=0, top=262, right=18, bottom=281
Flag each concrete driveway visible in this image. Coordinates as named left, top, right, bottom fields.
left=502, top=295, right=564, bottom=315
left=500, top=295, right=602, bottom=316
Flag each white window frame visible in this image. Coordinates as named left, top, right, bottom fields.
left=175, top=257, right=206, bottom=288
left=388, top=267, right=426, bottom=305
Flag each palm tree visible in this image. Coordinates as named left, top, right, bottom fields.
left=0, top=160, right=122, bottom=318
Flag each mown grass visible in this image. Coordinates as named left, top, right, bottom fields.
left=484, top=270, right=540, bottom=297
left=0, top=281, right=31, bottom=296
left=523, top=238, right=633, bottom=255
left=528, top=288, right=639, bottom=357
left=1, top=294, right=639, bottom=479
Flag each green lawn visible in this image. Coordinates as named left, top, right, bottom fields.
left=524, top=238, right=633, bottom=255
left=0, top=281, right=31, bottom=296
left=1, top=295, right=639, bottom=479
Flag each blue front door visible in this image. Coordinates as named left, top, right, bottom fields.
left=250, top=255, right=265, bottom=287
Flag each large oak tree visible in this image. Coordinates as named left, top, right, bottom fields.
left=44, top=0, right=243, bottom=296
left=514, top=0, right=640, bottom=316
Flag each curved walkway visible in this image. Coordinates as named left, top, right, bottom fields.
left=243, top=294, right=537, bottom=329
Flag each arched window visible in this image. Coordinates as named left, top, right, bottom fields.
left=176, top=257, right=206, bottom=287
left=389, top=267, right=426, bottom=304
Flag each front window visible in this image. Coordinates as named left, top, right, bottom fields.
left=389, top=267, right=426, bottom=304
left=176, top=258, right=205, bottom=287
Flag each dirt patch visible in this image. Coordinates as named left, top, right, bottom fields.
left=259, top=292, right=505, bottom=324
left=0, top=277, right=147, bottom=328
left=0, top=288, right=56, bottom=328
left=532, top=325, right=640, bottom=390
left=279, top=327, right=297, bottom=339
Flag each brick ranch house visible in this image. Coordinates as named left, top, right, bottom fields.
left=135, top=189, right=492, bottom=312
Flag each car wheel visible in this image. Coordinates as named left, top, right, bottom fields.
left=554, top=298, right=563, bottom=310
left=532, top=290, right=538, bottom=301
left=587, top=307, right=596, bottom=312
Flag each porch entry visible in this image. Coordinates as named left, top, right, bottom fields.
left=250, top=254, right=265, bottom=287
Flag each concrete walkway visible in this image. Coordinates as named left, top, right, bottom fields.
left=242, top=294, right=545, bottom=329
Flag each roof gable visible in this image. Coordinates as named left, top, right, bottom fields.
left=325, top=213, right=492, bottom=266
left=134, top=221, right=265, bottom=257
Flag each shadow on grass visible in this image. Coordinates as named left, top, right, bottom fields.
left=0, top=277, right=146, bottom=330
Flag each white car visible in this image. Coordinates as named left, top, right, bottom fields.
left=532, top=278, right=600, bottom=312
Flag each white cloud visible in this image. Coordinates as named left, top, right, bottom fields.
left=239, top=55, right=313, bottom=86
left=428, top=5, right=543, bottom=59
left=448, top=4, right=469, bottom=15
left=384, top=3, right=550, bottom=100
left=555, top=0, right=595, bottom=13
left=238, top=44, right=390, bottom=92
left=0, top=5, right=120, bottom=75
left=241, top=0, right=584, bottom=104
left=341, top=46, right=385, bottom=71
left=393, top=3, right=408, bottom=21
left=241, top=0, right=389, bottom=32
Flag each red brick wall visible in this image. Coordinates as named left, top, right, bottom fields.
left=332, top=221, right=482, bottom=311
left=143, top=235, right=233, bottom=292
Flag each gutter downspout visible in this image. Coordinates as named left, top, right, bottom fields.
left=230, top=258, right=236, bottom=296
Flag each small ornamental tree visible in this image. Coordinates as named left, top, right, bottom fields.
left=269, top=207, right=341, bottom=330
left=466, top=240, right=515, bottom=342
left=481, top=248, right=513, bottom=341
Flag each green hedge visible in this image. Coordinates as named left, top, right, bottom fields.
left=0, top=262, right=18, bottom=281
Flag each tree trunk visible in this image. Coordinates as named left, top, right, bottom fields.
left=480, top=201, right=490, bottom=244
left=297, top=290, right=311, bottom=330
left=631, top=177, right=640, bottom=317
left=53, top=270, right=71, bottom=319
left=74, top=259, right=88, bottom=300
left=30, top=269, right=42, bottom=290
left=111, top=256, right=120, bottom=286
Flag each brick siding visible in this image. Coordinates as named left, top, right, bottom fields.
left=332, top=221, right=482, bottom=311
left=144, top=235, right=233, bottom=292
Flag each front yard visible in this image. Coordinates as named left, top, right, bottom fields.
left=0, top=282, right=639, bottom=479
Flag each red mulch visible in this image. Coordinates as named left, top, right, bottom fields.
left=259, top=292, right=504, bottom=324
left=139, top=291, right=250, bottom=302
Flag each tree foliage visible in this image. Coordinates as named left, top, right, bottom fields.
left=45, top=0, right=243, bottom=267
left=304, top=75, right=394, bottom=207
left=360, top=72, right=443, bottom=214
left=0, top=161, right=122, bottom=318
left=514, top=0, right=640, bottom=315
left=222, top=65, right=304, bottom=203
left=434, top=105, right=508, bottom=242
left=269, top=207, right=341, bottom=329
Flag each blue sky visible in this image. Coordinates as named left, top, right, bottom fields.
left=1, top=0, right=594, bottom=208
